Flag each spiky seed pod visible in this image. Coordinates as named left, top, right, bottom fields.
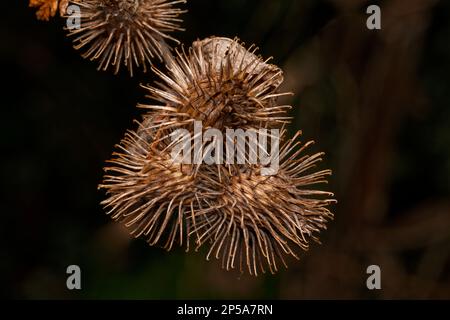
left=99, top=37, right=335, bottom=275
left=99, top=113, right=227, bottom=251
left=66, top=0, right=186, bottom=76
left=189, top=130, right=335, bottom=276
left=100, top=115, right=334, bottom=275
left=140, top=37, right=292, bottom=133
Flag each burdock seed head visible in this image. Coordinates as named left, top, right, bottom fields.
left=140, top=37, right=292, bottom=132
left=100, top=118, right=335, bottom=275
left=99, top=113, right=225, bottom=251
left=66, top=0, right=186, bottom=76
left=99, top=36, right=335, bottom=275
left=190, top=130, right=335, bottom=276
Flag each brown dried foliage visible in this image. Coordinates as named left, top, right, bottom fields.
left=29, top=0, right=68, bottom=20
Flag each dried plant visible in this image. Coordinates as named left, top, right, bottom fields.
left=99, top=37, right=335, bottom=275
left=66, top=0, right=187, bottom=76
left=189, top=130, right=334, bottom=275
left=29, top=0, right=68, bottom=20
left=142, top=37, right=291, bottom=132
left=28, top=0, right=335, bottom=275
left=99, top=114, right=220, bottom=251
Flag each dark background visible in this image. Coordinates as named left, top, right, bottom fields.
left=2, top=0, right=450, bottom=299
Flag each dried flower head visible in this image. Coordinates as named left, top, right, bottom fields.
left=190, top=130, right=334, bottom=275
left=66, top=0, right=186, bottom=76
left=29, top=0, right=68, bottom=20
left=99, top=114, right=222, bottom=251
left=141, top=37, right=292, bottom=132
left=99, top=37, right=335, bottom=275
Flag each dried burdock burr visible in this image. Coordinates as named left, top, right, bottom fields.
left=66, top=0, right=187, bottom=76
left=100, top=121, right=334, bottom=275
left=141, top=37, right=292, bottom=132
left=99, top=37, right=335, bottom=275
left=29, top=0, right=334, bottom=276
left=190, top=130, right=335, bottom=276
left=99, top=114, right=222, bottom=251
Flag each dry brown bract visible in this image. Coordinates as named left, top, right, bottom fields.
left=29, top=0, right=68, bottom=20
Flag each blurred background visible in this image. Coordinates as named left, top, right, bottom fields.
left=2, top=0, right=450, bottom=299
